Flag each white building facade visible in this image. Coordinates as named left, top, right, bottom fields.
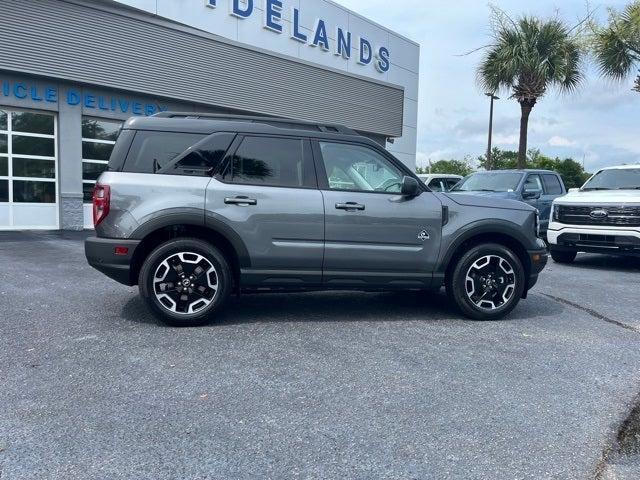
left=0, top=0, right=419, bottom=230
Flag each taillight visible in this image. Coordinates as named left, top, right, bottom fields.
left=93, top=184, right=111, bottom=227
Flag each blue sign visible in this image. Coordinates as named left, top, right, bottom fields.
left=206, top=0, right=391, bottom=73
left=1, top=79, right=168, bottom=116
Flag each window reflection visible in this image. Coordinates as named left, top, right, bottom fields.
left=81, top=118, right=120, bottom=141
left=12, top=112, right=55, bottom=135
left=13, top=180, right=56, bottom=203
left=12, top=135, right=55, bottom=157
left=227, top=137, right=304, bottom=188
left=319, top=142, right=404, bottom=193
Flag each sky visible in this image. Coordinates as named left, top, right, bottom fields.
left=337, top=0, right=639, bottom=172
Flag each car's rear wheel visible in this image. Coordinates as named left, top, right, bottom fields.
left=139, top=238, right=231, bottom=327
left=550, top=249, right=577, bottom=264
left=447, top=243, right=525, bottom=321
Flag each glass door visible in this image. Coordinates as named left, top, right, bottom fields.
left=0, top=108, right=58, bottom=230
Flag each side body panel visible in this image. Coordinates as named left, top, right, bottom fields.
left=205, top=178, right=325, bottom=286
left=95, top=171, right=209, bottom=239
left=321, top=190, right=443, bottom=288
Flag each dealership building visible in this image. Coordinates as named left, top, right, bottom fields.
left=0, top=0, right=419, bottom=230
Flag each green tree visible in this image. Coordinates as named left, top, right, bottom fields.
left=477, top=10, right=584, bottom=169
left=477, top=147, right=591, bottom=188
left=591, top=1, right=640, bottom=89
left=552, top=158, right=591, bottom=189
left=429, top=159, right=475, bottom=177
left=477, top=147, right=519, bottom=170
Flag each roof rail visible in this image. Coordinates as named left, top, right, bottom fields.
left=152, top=112, right=358, bottom=135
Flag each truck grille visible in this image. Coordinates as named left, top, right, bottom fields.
left=557, top=205, right=640, bottom=227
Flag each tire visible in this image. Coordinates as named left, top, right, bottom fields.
left=550, top=249, right=577, bottom=264
left=138, top=238, right=232, bottom=327
left=446, top=243, right=526, bottom=321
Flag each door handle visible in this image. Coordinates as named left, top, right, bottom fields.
left=335, top=202, right=365, bottom=211
left=224, top=196, right=257, bottom=206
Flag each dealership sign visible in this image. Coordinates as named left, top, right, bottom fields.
left=1, top=79, right=167, bottom=116
left=206, top=0, right=391, bottom=73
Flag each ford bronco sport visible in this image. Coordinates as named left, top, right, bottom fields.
left=548, top=164, right=640, bottom=263
left=85, top=113, right=548, bottom=326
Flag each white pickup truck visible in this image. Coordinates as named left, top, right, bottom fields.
left=547, top=165, right=640, bottom=263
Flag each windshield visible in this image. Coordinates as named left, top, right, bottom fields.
left=583, top=168, right=640, bottom=190
left=453, top=172, right=523, bottom=192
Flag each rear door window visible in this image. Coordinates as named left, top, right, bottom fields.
left=542, top=174, right=563, bottom=195
left=222, top=136, right=315, bottom=188
left=123, top=131, right=207, bottom=173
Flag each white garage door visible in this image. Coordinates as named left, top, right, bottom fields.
left=0, top=108, right=58, bottom=230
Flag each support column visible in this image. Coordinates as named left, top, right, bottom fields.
left=58, top=97, right=83, bottom=230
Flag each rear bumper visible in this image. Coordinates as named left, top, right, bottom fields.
left=85, top=236, right=140, bottom=286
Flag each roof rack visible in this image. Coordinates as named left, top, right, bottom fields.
left=152, top=112, right=358, bottom=135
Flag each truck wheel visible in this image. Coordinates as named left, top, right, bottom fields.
left=446, top=243, right=525, bottom=321
left=138, top=238, right=232, bottom=327
left=550, top=250, right=577, bottom=264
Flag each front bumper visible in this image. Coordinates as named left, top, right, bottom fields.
left=547, top=222, right=640, bottom=255
left=525, top=242, right=548, bottom=293
left=85, top=236, right=141, bottom=286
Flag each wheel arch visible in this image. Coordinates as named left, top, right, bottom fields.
left=441, top=221, right=533, bottom=285
left=129, top=214, right=250, bottom=288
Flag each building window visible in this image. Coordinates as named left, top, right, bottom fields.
left=82, top=117, right=122, bottom=202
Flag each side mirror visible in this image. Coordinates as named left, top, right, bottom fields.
left=522, top=189, right=542, bottom=200
left=401, top=176, right=421, bottom=197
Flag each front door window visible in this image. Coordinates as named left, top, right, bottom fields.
left=318, top=142, right=405, bottom=194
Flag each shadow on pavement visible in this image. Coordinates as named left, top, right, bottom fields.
left=119, top=289, right=563, bottom=328
left=558, top=254, right=640, bottom=273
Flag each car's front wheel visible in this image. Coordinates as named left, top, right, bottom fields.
left=139, top=238, right=232, bottom=327
left=447, top=243, right=525, bottom=321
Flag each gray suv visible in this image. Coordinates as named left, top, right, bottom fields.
left=85, top=113, right=548, bottom=326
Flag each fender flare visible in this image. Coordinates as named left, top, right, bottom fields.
left=437, top=219, right=533, bottom=274
left=130, top=208, right=251, bottom=268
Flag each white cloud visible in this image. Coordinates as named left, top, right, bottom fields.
left=493, top=134, right=519, bottom=145
left=548, top=136, right=577, bottom=147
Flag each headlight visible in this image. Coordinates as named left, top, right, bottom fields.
left=534, top=209, right=540, bottom=237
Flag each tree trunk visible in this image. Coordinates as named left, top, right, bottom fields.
left=518, top=99, right=536, bottom=169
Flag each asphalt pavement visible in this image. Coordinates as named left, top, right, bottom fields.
left=1, top=231, right=639, bottom=480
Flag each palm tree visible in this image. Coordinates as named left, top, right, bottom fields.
left=477, top=10, right=583, bottom=169
left=592, top=2, right=640, bottom=88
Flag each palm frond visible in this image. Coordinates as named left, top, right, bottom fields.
left=476, top=8, right=584, bottom=101
left=591, top=1, right=640, bottom=81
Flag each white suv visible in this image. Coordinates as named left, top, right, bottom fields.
left=417, top=174, right=463, bottom=192
left=547, top=165, right=640, bottom=263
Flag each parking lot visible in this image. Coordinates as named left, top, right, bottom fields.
left=1, top=231, right=639, bottom=479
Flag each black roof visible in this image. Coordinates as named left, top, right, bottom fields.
left=123, top=112, right=365, bottom=142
